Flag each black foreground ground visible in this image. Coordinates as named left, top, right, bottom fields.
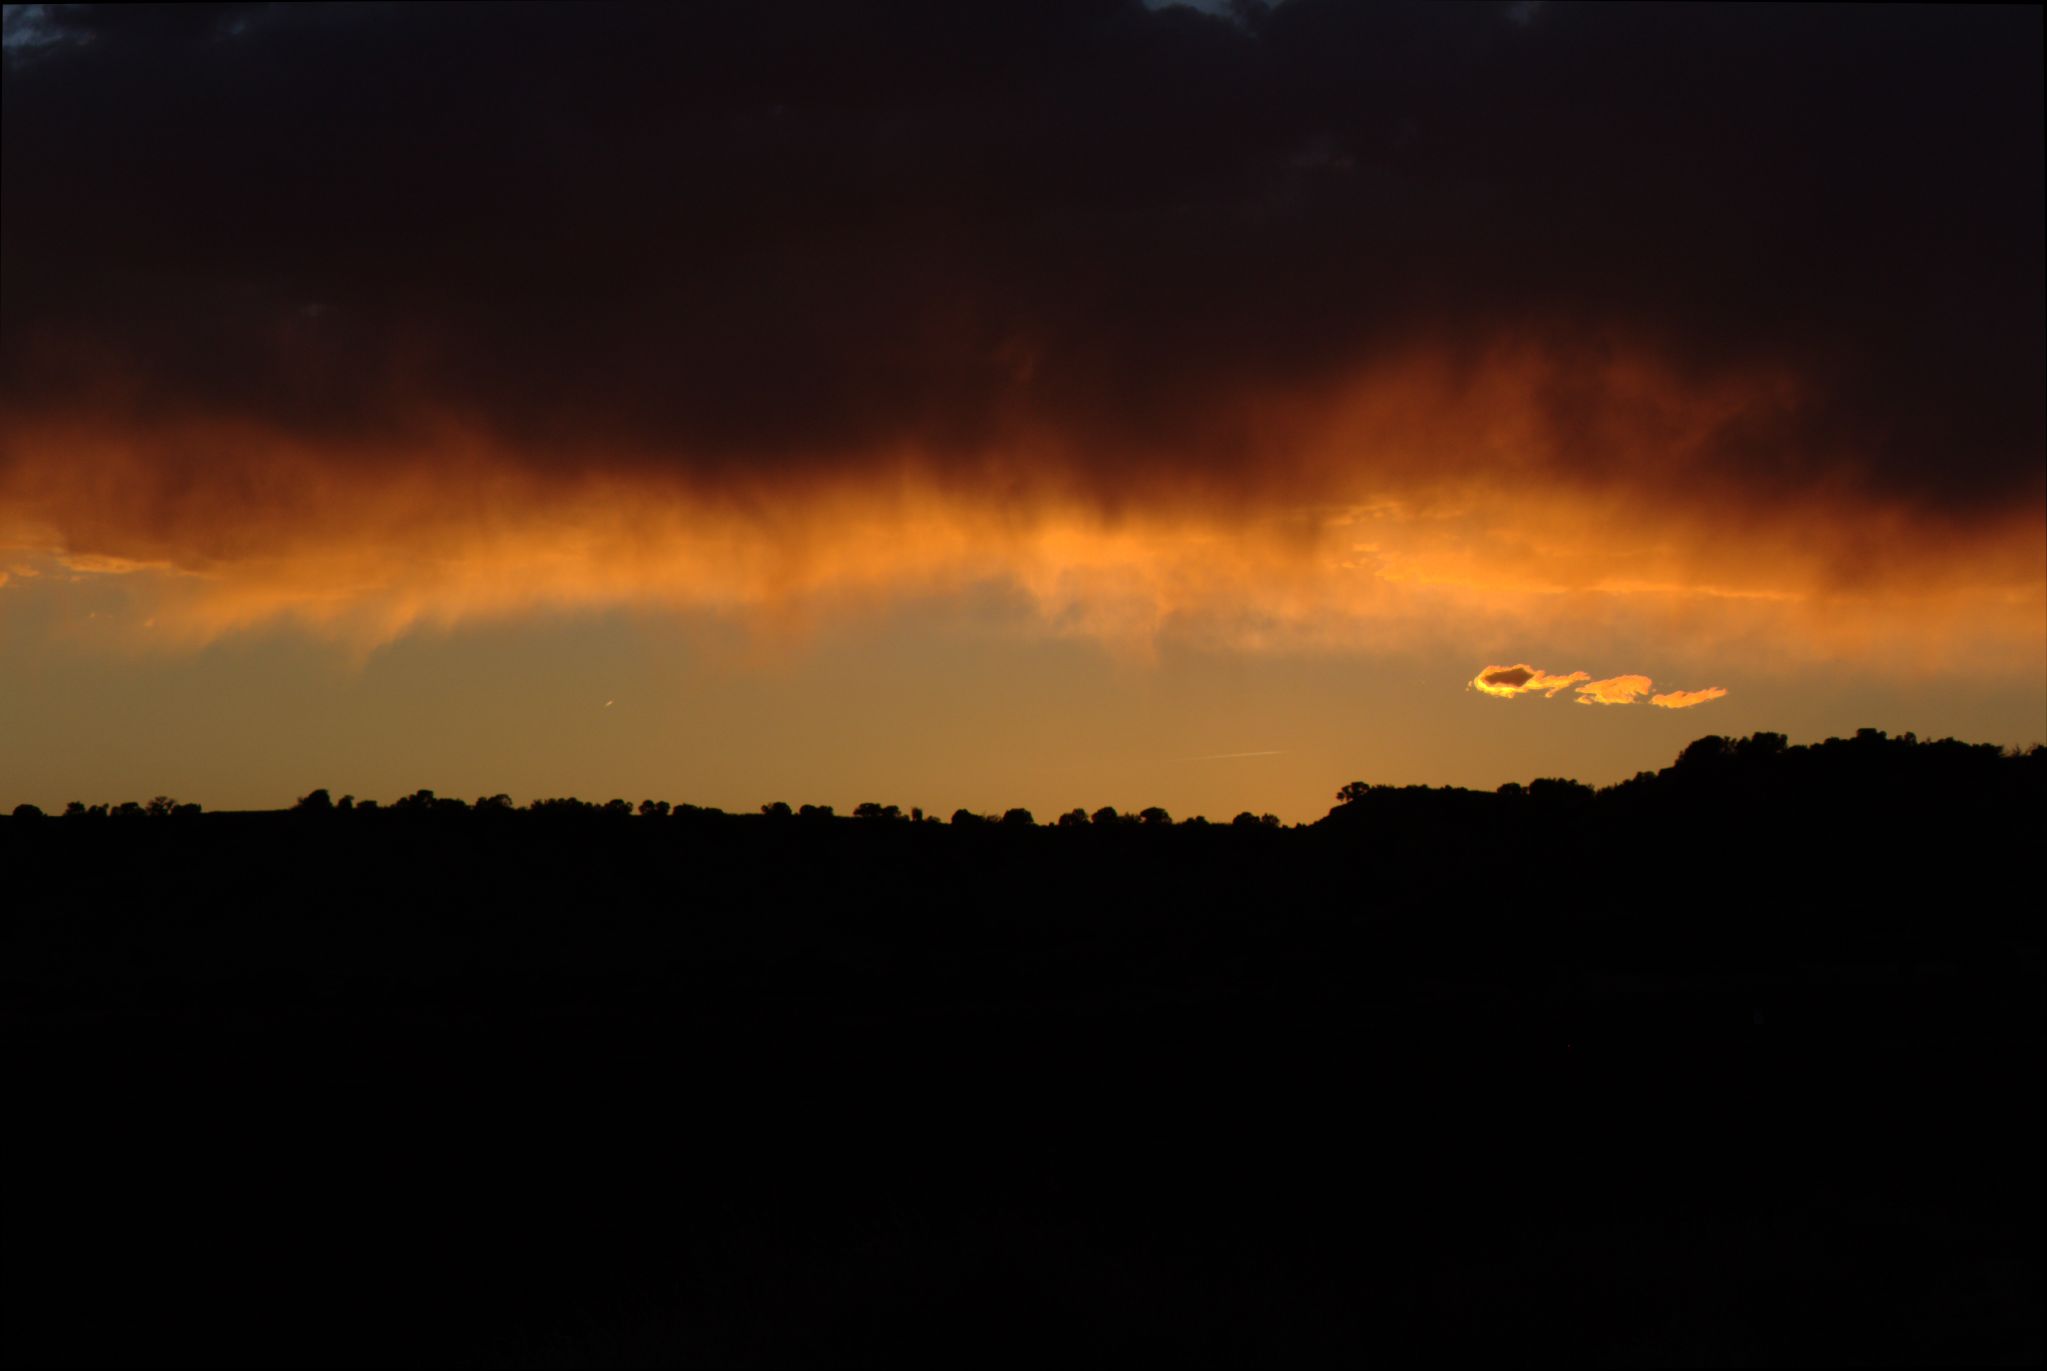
left=5, top=732, right=2042, bottom=1366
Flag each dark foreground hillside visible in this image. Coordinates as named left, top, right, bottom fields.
left=5, top=731, right=2043, bottom=1367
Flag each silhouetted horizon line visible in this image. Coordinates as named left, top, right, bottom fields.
left=9, top=727, right=2040, bottom=827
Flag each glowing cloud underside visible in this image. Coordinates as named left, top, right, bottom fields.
left=1472, top=665, right=1727, bottom=709
left=4, top=374, right=2041, bottom=675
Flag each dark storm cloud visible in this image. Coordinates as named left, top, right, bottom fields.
left=4, top=1, right=2041, bottom=509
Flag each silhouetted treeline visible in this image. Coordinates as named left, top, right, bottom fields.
left=3, top=730, right=2041, bottom=1367
left=17, top=725, right=2033, bottom=834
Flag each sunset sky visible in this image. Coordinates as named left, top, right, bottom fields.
left=3, top=1, right=2042, bottom=820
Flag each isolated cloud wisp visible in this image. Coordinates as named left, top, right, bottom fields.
left=1471, top=665, right=1726, bottom=709
left=1649, top=687, right=1730, bottom=710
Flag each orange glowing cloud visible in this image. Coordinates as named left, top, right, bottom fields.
left=2, top=343, right=2042, bottom=679
left=1472, top=665, right=1728, bottom=710
left=1650, top=687, right=1730, bottom=710
left=1470, top=665, right=1592, bottom=699
left=1575, top=675, right=1655, bottom=707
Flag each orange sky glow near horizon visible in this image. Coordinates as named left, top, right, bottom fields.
left=4, top=346, right=2042, bottom=821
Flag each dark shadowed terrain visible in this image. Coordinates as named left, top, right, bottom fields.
left=5, top=730, right=2042, bottom=1366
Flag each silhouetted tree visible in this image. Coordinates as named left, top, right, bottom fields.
left=798, top=804, right=833, bottom=820
left=527, top=797, right=590, bottom=814
left=601, top=799, right=632, bottom=817
left=1138, top=806, right=1172, bottom=827
left=1002, top=808, right=1035, bottom=827
left=853, top=802, right=905, bottom=821
left=1737, top=732, right=1788, bottom=760
left=1057, top=808, right=1089, bottom=828
left=405, top=792, right=467, bottom=813
left=1091, top=806, right=1121, bottom=826
left=11, top=803, right=45, bottom=819
left=762, top=801, right=793, bottom=819
left=295, top=788, right=334, bottom=813
left=637, top=799, right=670, bottom=818
left=62, top=802, right=85, bottom=817
left=951, top=809, right=985, bottom=826
left=1676, top=736, right=1732, bottom=772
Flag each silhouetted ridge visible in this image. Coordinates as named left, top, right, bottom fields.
left=24, top=729, right=2032, bottom=832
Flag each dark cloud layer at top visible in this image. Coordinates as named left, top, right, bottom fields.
left=4, top=1, right=2041, bottom=512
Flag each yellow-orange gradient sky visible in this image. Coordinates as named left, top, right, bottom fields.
left=3, top=3, right=2042, bottom=818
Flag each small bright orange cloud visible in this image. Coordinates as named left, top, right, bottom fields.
left=1472, top=665, right=1726, bottom=710
left=1650, top=687, right=1729, bottom=710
